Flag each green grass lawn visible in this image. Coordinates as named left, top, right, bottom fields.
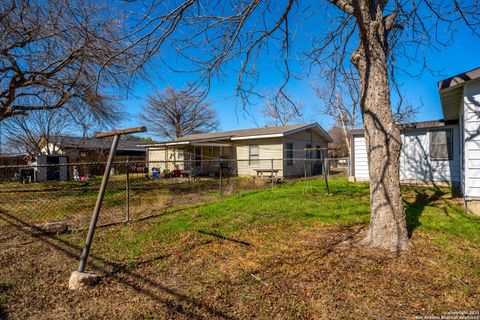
left=59, top=176, right=480, bottom=262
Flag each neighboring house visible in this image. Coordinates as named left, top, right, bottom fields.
left=0, top=153, right=30, bottom=167
left=142, top=123, right=332, bottom=178
left=0, top=153, right=31, bottom=180
left=38, top=136, right=146, bottom=162
left=349, top=66, right=480, bottom=213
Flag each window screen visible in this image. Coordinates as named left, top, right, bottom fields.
left=430, top=129, right=453, bottom=160
left=286, top=143, right=293, bottom=166
left=249, top=144, right=259, bottom=166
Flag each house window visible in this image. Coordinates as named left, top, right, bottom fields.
left=286, top=143, right=293, bottom=166
left=430, top=129, right=453, bottom=160
left=79, top=151, right=90, bottom=157
left=316, top=145, right=321, bottom=159
left=249, top=144, right=259, bottom=166
left=220, top=146, right=231, bottom=157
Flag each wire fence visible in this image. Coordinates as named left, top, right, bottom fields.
left=0, top=158, right=349, bottom=229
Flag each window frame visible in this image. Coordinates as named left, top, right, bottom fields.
left=429, top=128, right=453, bottom=161
left=286, top=142, right=293, bottom=166
left=249, top=144, right=260, bottom=166
left=316, top=145, right=321, bottom=159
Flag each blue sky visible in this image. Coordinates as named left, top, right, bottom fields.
left=119, top=4, right=480, bottom=138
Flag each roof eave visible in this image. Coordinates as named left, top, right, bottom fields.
left=283, top=122, right=334, bottom=143
left=230, top=133, right=284, bottom=140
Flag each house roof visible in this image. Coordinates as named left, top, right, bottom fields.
left=438, top=67, right=480, bottom=91
left=349, top=119, right=457, bottom=135
left=51, top=136, right=146, bottom=151
left=438, top=67, right=480, bottom=121
left=142, top=123, right=333, bottom=147
left=0, top=152, right=30, bottom=158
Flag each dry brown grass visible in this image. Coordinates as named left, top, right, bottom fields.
left=0, top=216, right=479, bottom=319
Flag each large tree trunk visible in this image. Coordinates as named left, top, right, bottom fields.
left=351, top=1, right=410, bottom=251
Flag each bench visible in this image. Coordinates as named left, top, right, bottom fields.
left=254, top=169, right=280, bottom=178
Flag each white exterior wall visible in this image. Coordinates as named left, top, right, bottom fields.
left=400, top=127, right=460, bottom=184
left=353, top=135, right=369, bottom=180
left=353, top=127, right=461, bottom=184
left=463, top=79, right=480, bottom=198
left=234, top=137, right=283, bottom=177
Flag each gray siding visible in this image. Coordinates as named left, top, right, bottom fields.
left=464, top=79, right=480, bottom=198
left=283, top=129, right=328, bottom=177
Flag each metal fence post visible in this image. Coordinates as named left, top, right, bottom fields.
left=271, top=158, right=274, bottom=189
left=125, top=159, right=130, bottom=223
left=219, top=158, right=223, bottom=197
left=78, top=134, right=120, bottom=272
left=323, top=155, right=330, bottom=194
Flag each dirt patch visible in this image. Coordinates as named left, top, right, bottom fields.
left=1, top=216, right=479, bottom=319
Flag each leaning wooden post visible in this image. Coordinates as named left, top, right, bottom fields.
left=69, top=126, right=146, bottom=290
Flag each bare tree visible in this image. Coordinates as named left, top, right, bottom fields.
left=123, top=0, right=479, bottom=251
left=315, top=67, right=361, bottom=155
left=0, top=0, right=137, bottom=122
left=328, top=126, right=349, bottom=158
left=316, top=65, right=418, bottom=158
left=139, top=87, right=219, bottom=140
left=261, top=91, right=304, bottom=127
left=2, top=100, right=119, bottom=154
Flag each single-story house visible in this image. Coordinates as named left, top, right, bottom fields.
left=349, top=66, right=480, bottom=213
left=38, top=136, right=146, bottom=162
left=142, top=123, right=333, bottom=178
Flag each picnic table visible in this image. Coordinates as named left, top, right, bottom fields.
left=254, top=169, right=280, bottom=178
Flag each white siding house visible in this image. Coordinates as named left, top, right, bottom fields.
left=463, top=78, right=480, bottom=199
left=350, top=66, right=480, bottom=214
left=351, top=123, right=461, bottom=185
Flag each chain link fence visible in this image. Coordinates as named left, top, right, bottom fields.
left=0, top=158, right=348, bottom=229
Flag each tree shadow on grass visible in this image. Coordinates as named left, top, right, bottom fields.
left=0, top=209, right=238, bottom=319
left=403, top=185, right=462, bottom=238
left=197, top=230, right=253, bottom=246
